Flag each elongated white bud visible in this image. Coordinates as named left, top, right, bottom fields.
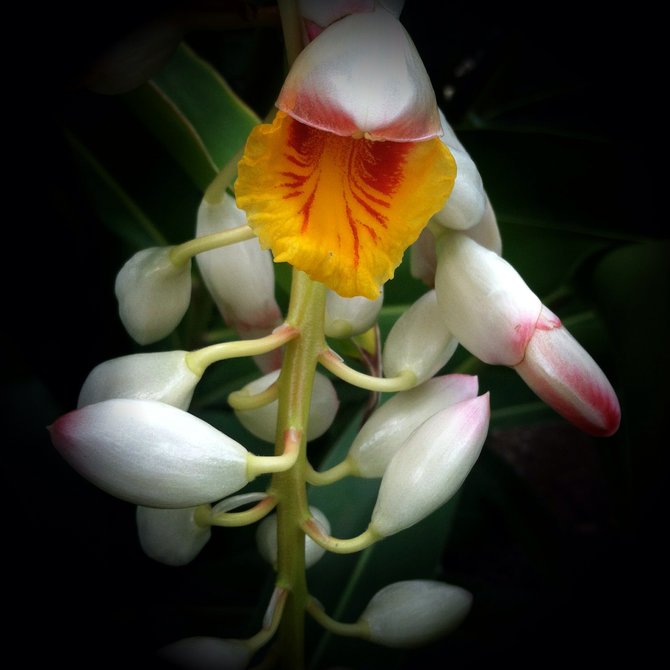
left=382, top=290, right=458, bottom=384
left=324, top=289, right=383, bottom=338
left=234, top=370, right=339, bottom=443
left=348, top=375, right=479, bottom=477
left=360, top=580, right=472, bottom=648
left=136, top=505, right=211, bottom=566
left=370, top=394, right=489, bottom=537
left=49, top=399, right=250, bottom=508
left=432, top=110, right=486, bottom=231
left=196, top=195, right=282, bottom=341
left=157, top=637, right=250, bottom=670
left=77, top=351, right=199, bottom=410
left=515, top=306, right=621, bottom=436
left=114, top=247, right=191, bottom=345
left=435, top=231, right=542, bottom=366
left=256, top=506, right=330, bottom=569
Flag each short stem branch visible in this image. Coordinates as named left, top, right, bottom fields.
left=209, top=496, right=277, bottom=527
left=305, top=459, right=354, bottom=486
left=247, top=429, right=301, bottom=478
left=302, top=518, right=380, bottom=555
left=228, top=383, right=279, bottom=411
left=169, top=225, right=257, bottom=267
left=305, top=598, right=370, bottom=640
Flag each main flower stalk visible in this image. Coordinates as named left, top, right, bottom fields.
left=272, top=269, right=326, bottom=669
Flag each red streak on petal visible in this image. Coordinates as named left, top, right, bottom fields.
left=299, top=184, right=318, bottom=233
left=345, top=197, right=360, bottom=269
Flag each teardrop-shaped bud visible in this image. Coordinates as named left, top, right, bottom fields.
left=382, top=290, right=458, bottom=384
left=157, top=637, right=251, bottom=670
left=256, top=506, right=330, bottom=569
left=324, top=289, right=383, bottom=338
left=49, top=399, right=250, bottom=508
left=277, top=6, right=441, bottom=141
left=431, top=110, right=486, bottom=231
left=515, top=306, right=621, bottom=436
left=234, top=370, right=339, bottom=443
left=360, top=580, right=472, bottom=648
left=77, top=351, right=200, bottom=410
left=435, top=232, right=541, bottom=366
left=370, top=394, right=489, bottom=537
left=348, top=375, right=479, bottom=477
left=114, top=247, right=191, bottom=345
left=136, top=505, right=211, bottom=566
left=196, top=195, right=282, bottom=340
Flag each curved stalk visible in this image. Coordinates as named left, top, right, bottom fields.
left=305, top=598, right=370, bottom=640
left=228, top=382, right=279, bottom=411
left=169, top=225, right=257, bottom=267
left=306, top=459, right=354, bottom=486
left=302, top=518, right=381, bottom=555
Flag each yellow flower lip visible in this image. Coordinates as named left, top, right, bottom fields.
left=235, top=113, right=455, bottom=299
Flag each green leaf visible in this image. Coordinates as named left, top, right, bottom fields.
left=123, top=43, right=260, bottom=191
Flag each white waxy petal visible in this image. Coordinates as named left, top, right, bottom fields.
left=324, top=289, right=383, bottom=338
left=196, top=195, right=281, bottom=338
left=435, top=232, right=542, bottom=366
left=277, top=7, right=441, bottom=141
left=348, top=374, right=479, bottom=477
left=382, top=290, right=458, bottom=384
left=432, top=111, right=486, bottom=231
left=114, top=247, right=191, bottom=345
left=409, top=227, right=437, bottom=288
left=256, top=506, right=330, bottom=569
left=136, top=505, right=211, bottom=566
left=49, top=399, right=250, bottom=508
left=234, top=370, right=339, bottom=443
left=464, top=196, right=502, bottom=255
left=77, top=350, right=199, bottom=410
left=515, top=306, right=621, bottom=436
left=157, top=637, right=251, bottom=670
left=370, top=394, right=489, bottom=537
left=360, top=580, right=472, bottom=648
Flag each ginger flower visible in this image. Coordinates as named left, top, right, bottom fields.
left=235, top=6, right=456, bottom=299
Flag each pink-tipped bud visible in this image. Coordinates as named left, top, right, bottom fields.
left=49, top=399, right=250, bottom=508
left=348, top=375, right=479, bottom=477
left=234, top=370, right=339, bottom=443
left=136, top=505, right=211, bottom=567
left=157, top=637, right=250, bottom=670
left=277, top=7, right=440, bottom=141
left=360, top=580, right=472, bottom=648
left=382, top=290, right=458, bottom=384
left=324, top=289, right=383, bottom=338
left=515, top=306, right=621, bottom=436
left=370, top=394, right=490, bottom=537
left=435, top=231, right=542, bottom=366
left=77, top=351, right=200, bottom=410
left=114, top=247, right=191, bottom=345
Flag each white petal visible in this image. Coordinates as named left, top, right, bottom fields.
left=157, top=637, right=250, bottom=670
left=234, top=370, right=339, bottom=443
left=349, top=374, right=479, bottom=477
left=136, top=506, right=211, bottom=566
left=77, top=351, right=199, bottom=410
left=382, top=289, right=458, bottom=384
left=114, top=247, right=191, bottom=345
left=49, top=399, right=250, bottom=508
left=409, top=227, right=437, bottom=287
left=277, top=7, right=440, bottom=140
left=435, top=232, right=542, bottom=365
left=361, top=580, right=472, bottom=648
left=464, top=195, right=502, bottom=255
left=324, top=288, right=383, bottom=338
left=370, top=394, right=489, bottom=537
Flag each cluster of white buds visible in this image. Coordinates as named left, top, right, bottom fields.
left=50, top=0, right=621, bottom=666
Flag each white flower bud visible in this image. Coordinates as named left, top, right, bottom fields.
left=370, top=394, right=489, bottom=537
left=348, top=374, right=479, bottom=477
left=77, top=351, right=200, bottom=410
left=136, top=505, right=211, bottom=566
left=234, top=370, right=339, bottom=443
left=324, top=289, right=383, bottom=338
left=49, top=399, right=250, bottom=508
left=464, top=196, right=502, bottom=255
left=409, top=227, right=437, bottom=288
left=382, top=290, right=458, bottom=384
left=114, top=247, right=191, bottom=345
left=157, top=637, right=250, bottom=670
left=435, top=231, right=542, bottom=366
left=360, top=580, right=472, bottom=648
left=432, top=110, right=486, bottom=231
left=256, top=506, right=330, bottom=569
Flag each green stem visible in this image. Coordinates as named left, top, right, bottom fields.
left=209, top=496, right=277, bottom=527
left=228, top=382, right=279, bottom=411
left=272, top=270, right=327, bottom=670
left=169, top=224, right=256, bottom=268
left=306, top=459, right=354, bottom=486
left=305, top=598, right=370, bottom=640
left=302, top=518, right=380, bottom=555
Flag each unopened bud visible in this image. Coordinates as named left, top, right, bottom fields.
left=324, top=289, right=383, bottom=338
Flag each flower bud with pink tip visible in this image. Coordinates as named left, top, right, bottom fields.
left=370, top=394, right=490, bottom=537
left=348, top=375, right=479, bottom=477
left=114, top=247, right=191, bottom=345
left=359, top=580, right=472, bottom=648
left=49, top=399, right=250, bottom=508
left=514, top=306, right=621, bottom=436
